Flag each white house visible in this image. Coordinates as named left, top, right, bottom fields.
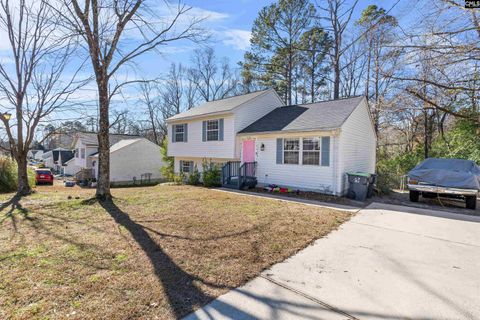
left=42, top=148, right=74, bottom=173
left=166, top=90, right=376, bottom=196
left=167, top=89, right=284, bottom=172
left=72, top=132, right=164, bottom=185
left=63, top=158, right=81, bottom=176
left=27, top=149, right=44, bottom=160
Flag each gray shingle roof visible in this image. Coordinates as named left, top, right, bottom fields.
left=239, top=96, right=364, bottom=134
left=167, top=89, right=273, bottom=121
left=75, top=132, right=140, bottom=146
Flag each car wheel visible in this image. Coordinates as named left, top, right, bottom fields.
left=409, top=190, right=420, bottom=202
left=466, top=196, right=477, bottom=210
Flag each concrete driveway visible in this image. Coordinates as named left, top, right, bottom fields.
left=185, top=202, right=480, bottom=320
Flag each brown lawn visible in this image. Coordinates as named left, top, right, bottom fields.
left=0, top=184, right=350, bottom=319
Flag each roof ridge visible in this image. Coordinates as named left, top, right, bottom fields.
left=201, top=89, right=270, bottom=104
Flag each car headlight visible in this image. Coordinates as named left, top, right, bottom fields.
left=408, top=178, right=418, bottom=185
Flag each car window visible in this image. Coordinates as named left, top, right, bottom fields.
left=36, top=170, right=51, bottom=175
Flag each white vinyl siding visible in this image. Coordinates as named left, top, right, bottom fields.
left=168, top=115, right=236, bottom=159
left=338, top=99, right=376, bottom=195
left=252, top=134, right=336, bottom=193
left=106, top=139, right=164, bottom=183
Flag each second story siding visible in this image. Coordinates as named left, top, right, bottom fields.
left=168, top=115, right=236, bottom=159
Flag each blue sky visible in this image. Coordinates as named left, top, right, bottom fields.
left=134, top=0, right=417, bottom=78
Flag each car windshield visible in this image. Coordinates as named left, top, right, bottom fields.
left=36, top=170, right=51, bottom=175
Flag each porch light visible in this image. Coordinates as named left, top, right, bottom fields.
left=260, top=143, right=265, bottom=151
left=2, top=112, right=11, bottom=121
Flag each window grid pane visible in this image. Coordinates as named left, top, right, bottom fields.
left=175, top=124, right=185, bottom=142
left=182, top=161, right=191, bottom=173
left=283, top=139, right=299, bottom=164
left=302, top=138, right=320, bottom=165
left=206, top=120, right=219, bottom=141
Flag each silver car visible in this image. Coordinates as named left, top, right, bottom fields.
left=407, top=158, right=479, bottom=210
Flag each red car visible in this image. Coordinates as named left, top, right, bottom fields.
left=35, top=169, right=54, bottom=185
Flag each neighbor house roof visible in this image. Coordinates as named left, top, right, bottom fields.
left=74, top=132, right=141, bottom=147
left=167, top=89, right=275, bottom=121
left=239, top=96, right=365, bottom=134
left=58, top=150, right=74, bottom=165
left=90, top=139, right=143, bottom=158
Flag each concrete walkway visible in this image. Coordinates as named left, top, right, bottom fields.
left=185, top=202, right=480, bottom=320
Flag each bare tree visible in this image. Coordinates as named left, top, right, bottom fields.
left=319, top=0, right=358, bottom=99
left=189, top=47, right=239, bottom=102
left=54, top=0, right=205, bottom=200
left=0, top=0, right=85, bottom=195
left=138, top=81, right=163, bottom=144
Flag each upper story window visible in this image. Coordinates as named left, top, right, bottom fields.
left=172, top=124, right=187, bottom=143
left=206, top=120, right=219, bottom=141
left=202, top=119, right=223, bottom=142
left=81, top=148, right=86, bottom=159
left=302, top=138, right=320, bottom=165
left=75, top=148, right=79, bottom=158
left=283, top=138, right=299, bottom=164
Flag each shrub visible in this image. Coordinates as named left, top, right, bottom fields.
left=0, top=157, right=35, bottom=193
left=0, top=157, right=17, bottom=193
left=187, top=165, right=201, bottom=185
left=160, top=139, right=175, bottom=182
left=173, top=172, right=185, bottom=185
left=201, top=159, right=221, bottom=187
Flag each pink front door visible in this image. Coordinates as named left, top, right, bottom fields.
left=242, top=139, right=255, bottom=163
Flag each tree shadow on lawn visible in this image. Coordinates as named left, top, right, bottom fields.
left=98, top=199, right=253, bottom=319
left=0, top=194, right=31, bottom=233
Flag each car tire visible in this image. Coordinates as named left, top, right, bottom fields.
left=409, top=190, right=420, bottom=202
left=466, top=196, right=477, bottom=210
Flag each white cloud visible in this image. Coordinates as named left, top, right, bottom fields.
left=219, top=29, right=251, bottom=51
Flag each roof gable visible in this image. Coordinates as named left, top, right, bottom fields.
left=166, top=89, right=274, bottom=121
left=74, top=132, right=141, bottom=147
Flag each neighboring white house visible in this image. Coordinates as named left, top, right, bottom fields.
left=27, top=149, right=44, bottom=160
left=72, top=132, right=164, bottom=184
left=63, top=158, right=81, bottom=176
left=91, top=138, right=164, bottom=185
left=166, top=91, right=376, bottom=196
left=42, top=148, right=74, bottom=172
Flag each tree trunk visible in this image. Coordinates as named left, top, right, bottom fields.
left=333, top=61, right=340, bottom=99
left=423, top=109, right=429, bottom=159
left=16, top=154, right=31, bottom=195
left=96, top=78, right=111, bottom=201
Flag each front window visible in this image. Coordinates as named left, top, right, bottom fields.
left=181, top=161, right=192, bottom=173
left=75, top=148, right=79, bottom=158
left=283, top=139, right=299, bottom=164
left=302, top=138, right=320, bottom=165
left=206, top=120, right=219, bottom=141
left=81, top=148, right=85, bottom=159
left=174, top=124, right=185, bottom=142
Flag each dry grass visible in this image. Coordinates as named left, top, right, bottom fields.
left=0, top=184, right=350, bottom=319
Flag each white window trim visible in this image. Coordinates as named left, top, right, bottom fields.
left=206, top=119, right=219, bottom=141
left=283, top=138, right=300, bottom=165
left=174, top=124, right=186, bottom=142
left=181, top=160, right=192, bottom=173
left=281, top=137, right=328, bottom=167
left=302, top=137, right=321, bottom=166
